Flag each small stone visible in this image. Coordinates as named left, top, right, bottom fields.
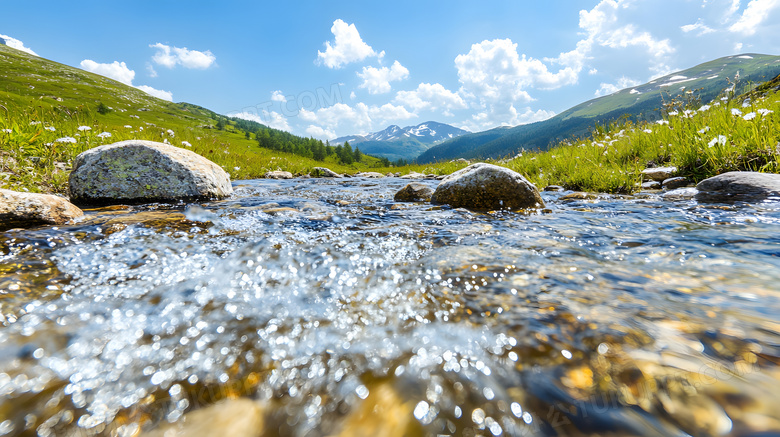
left=68, top=140, right=232, bottom=205
left=356, top=172, right=384, bottom=178
left=642, top=181, right=662, bottom=190
left=394, top=183, right=434, bottom=202
left=544, top=185, right=565, bottom=192
left=0, top=189, right=84, bottom=230
left=312, top=167, right=343, bottom=178
left=265, top=171, right=293, bottom=179
left=560, top=192, right=598, bottom=201
left=399, top=172, right=426, bottom=179
left=696, top=171, right=780, bottom=202
left=662, top=187, right=698, bottom=201
left=642, top=166, right=677, bottom=182
left=431, top=163, right=544, bottom=210
left=662, top=176, right=688, bottom=190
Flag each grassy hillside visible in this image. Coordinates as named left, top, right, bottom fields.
left=0, top=45, right=399, bottom=194
left=419, top=54, right=780, bottom=163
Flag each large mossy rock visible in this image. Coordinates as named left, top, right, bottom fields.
left=695, top=171, right=780, bottom=202
left=431, top=163, right=544, bottom=210
left=68, top=140, right=232, bottom=205
left=0, top=189, right=83, bottom=230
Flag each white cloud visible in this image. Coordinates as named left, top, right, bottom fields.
left=464, top=105, right=555, bottom=132
left=230, top=110, right=291, bottom=131
left=594, top=76, right=642, bottom=96
left=229, top=111, right=264, bottom=124
left=394, top=83, right=467, bottom=113
left=298, top=101, right=416, bottom=137
left=79, top=60, right=135, bottom=85
left=681, top=19, right=716, bottom=35
left=368, top=103, right=416, bottom=124
left=150, top=43, right=216, bottom=69
left=271, top=90, right=287, bottom=102
left=729, top=0, right=780, bottom=35
left=305, top=125, right=337, bottom=140
left=135, top=85, right=173, bottom=101
left=357, top=61, right=409, bottom=94
left=146, top=63, right=158, bottom=78
left=0, top=34, right=38, bottom=56
left=316, top=19, right=382, bottom=69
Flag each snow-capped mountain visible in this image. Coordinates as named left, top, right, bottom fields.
left=333, top=121, right=469, bottom=146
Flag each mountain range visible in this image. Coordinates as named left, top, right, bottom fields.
left=332, top=122, right=469, bottom=162
left=417, top=53, right=780, bottom=163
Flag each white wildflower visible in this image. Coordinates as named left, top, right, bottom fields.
left=731, top=108, right=742, bottom=116
left=743, top=112, right=756, bottom=121
left=139, top=126, right=144, bottom=131
left=29, top=121, right=41, bottom=125
left=668, top=111, right=679, bottom=116
left=697, top=126, right=710, bottom=134
left=234, top=167, right=240, bottom=171
left=758, top=109, right=774, bottom=116
left=683, top=110, right=695, bottom=117
left=698, top=105, right=711, bottom=111
left=708, top=135, right=727, bottom=148
left=163, top=138, right=170, bottom=144
left=1, top=128, right=11, bottom=133
left=643, top=129, right=652, bottom=134
left=714, top=102, right=721, bottom=106
left=167, top=129, right=175, bottom=137
left=742, top=100, right=751, bottom=108
left=77, top=125, right=92, bottom=131
left=97, top=132, right=112, bottom=138
left=55, top=136, right=77, bottom=143
left=124, top=125, right=133, bottom=128
left=181, top=141, right=192, bottom=147
left=656, top=120, right=669, bottom=125
left=45, top=126, right=55, bottom=131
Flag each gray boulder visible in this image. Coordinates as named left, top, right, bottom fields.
left=431, top=163, right=544, bottom=210
left=399, top=172, right=426, bottom=179
left=356, top=172, right=384, bottom=178
left=394, top=183, right=434, bottom=202
left=312, top=167, right=342, bottom=178
left=265, top=171, right=293, bottom=179
left=0, top=189, right=83, bottom=230
left=662, top=187, right=698, bottom=201
left=68, top=140, right=232, bottom=205
left=641, top=181, right=661, bottom=190
left=662, top=177, right=688, bottom=190
left=695, top=171, right=780, bottom=202
left=642, top=166, right=677, bottom=182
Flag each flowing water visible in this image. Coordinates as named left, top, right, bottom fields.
left=1, top=177, right=780, bottom=437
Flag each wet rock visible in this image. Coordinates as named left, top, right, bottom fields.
left=642, top=181, right=662, bottom=190
left=544, top=185, right=565, bottom=192
left=399, top=172, right=426, bottom=179
left=265, top=170, right=293, bottom=179
left=142, top=398, right=264, bottom=437
left=69, top=140, right=232, bottom=206
left=560, top=192, right=598, bottom=201
left=662, top=187, right=698, bottom=201
left=642, top=166, right=677, bottom=182
left=662, top=176, right=688, bottom=190
left=0, top=189, right=84, bottom=230
left=312, top=167, right=343, bottom=178
left=431, top=162, right=544, bottom=210
left=356, top=172, right=384, bottom=178
left=394, top=183, right=434, bottom=202
left=385, top=172, right=394, bottom=177
left=695, top=171, right=780, bottom=202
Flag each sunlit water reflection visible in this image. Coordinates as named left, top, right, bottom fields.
left=1, top=177, right=780, bottom=436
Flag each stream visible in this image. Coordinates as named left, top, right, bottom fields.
left=1, top=177, right=780, bottom=436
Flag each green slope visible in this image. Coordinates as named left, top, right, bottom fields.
left=0, top=44, right=390, bottom=193
left=419, top=54, right=780, bottom=163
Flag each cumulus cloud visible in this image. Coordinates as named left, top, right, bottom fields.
left=79, top=59, right=173, bottom=101
left=729, top=0, right=780, bottom=35
left=357, top=61, right=409, bottom=94
left=298, top=101, right=416, bottom=137
left=594, top=76, right=642, bottom=97
left=368, top=103, right=417, bottom=124
left=230, top=110, right=291, bottom=132
left=681, top=19, right=716, bottom=35
left=305, top=125, right=337, bottom=140
left=150, top=43, right=216, bottom=69
left=80, top=60, right=135, bottom=85
left=135, top=85, right=173, bottom=101
left=271, top=90, right=287, bottom=102
left=394, top=83, right=467, bottom=114
left=316, top=19, right=383, bottom=69
left=464, top=105, right=555, bottom=132
left=0, top=34, right=38, bottom=56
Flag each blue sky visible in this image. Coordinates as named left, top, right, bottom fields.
left=2, top=0, right=779, bottom=139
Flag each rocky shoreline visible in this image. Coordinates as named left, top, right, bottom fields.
left=2, top=140, right=779, bottom=231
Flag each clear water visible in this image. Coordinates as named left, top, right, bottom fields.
left=1, top=177, right=780, bottom=436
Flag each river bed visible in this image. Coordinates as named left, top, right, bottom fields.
left=1, top=177, right=780, bottom=436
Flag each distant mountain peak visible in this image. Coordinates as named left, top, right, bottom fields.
left=333, top=121, right=469, bottom=146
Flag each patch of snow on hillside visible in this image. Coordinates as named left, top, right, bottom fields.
left=707, top=75, right=719, bottom=79
left=630, top=89, right=640, bottom=94
left=737, top=55, right=753, bottom=59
